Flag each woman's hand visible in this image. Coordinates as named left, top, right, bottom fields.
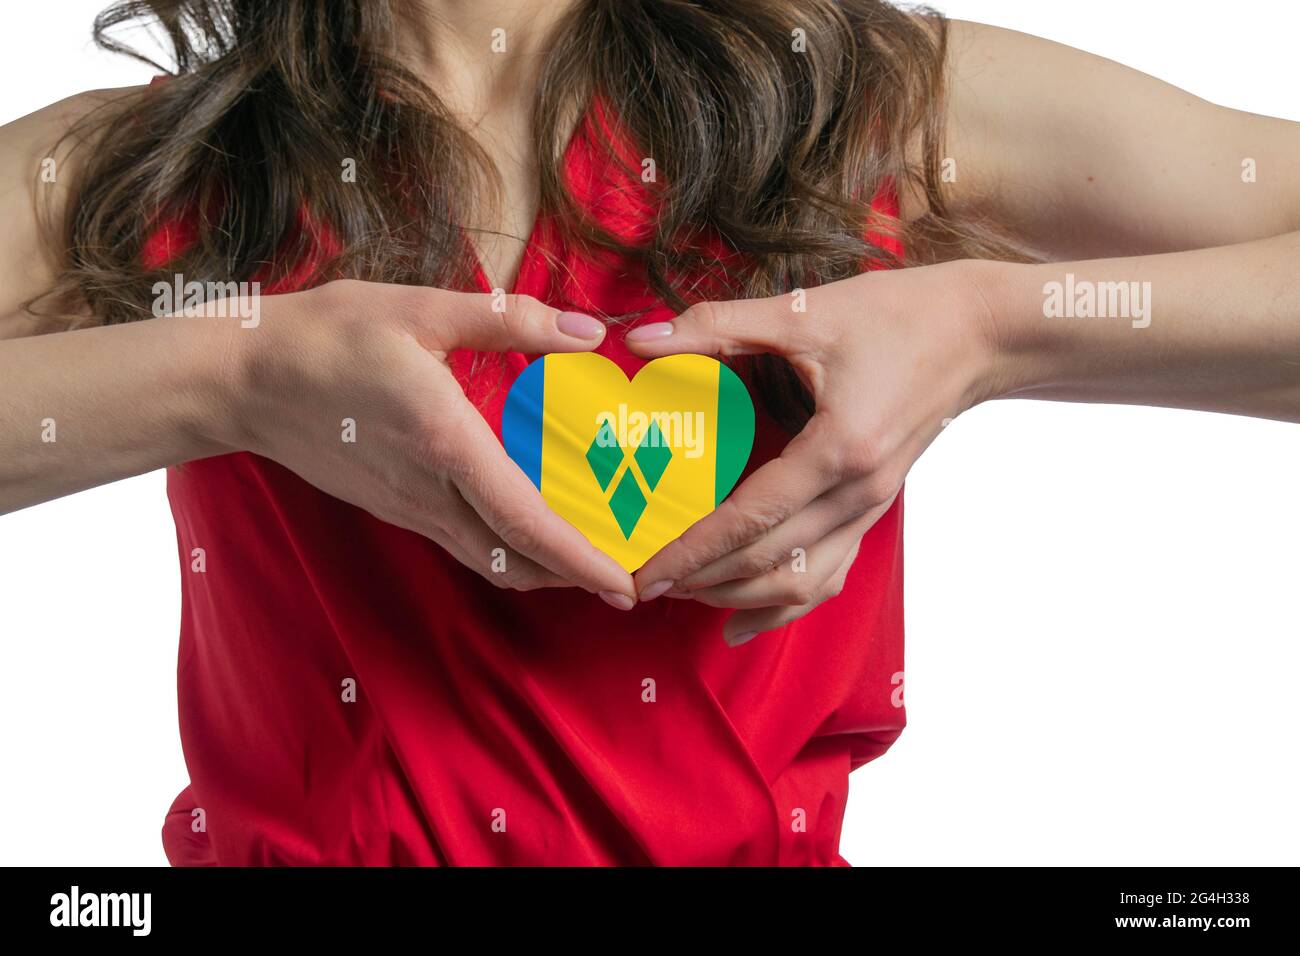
left=223, top=279, right=637, bottom=606
left=625, top=260, right=1007, bottom=642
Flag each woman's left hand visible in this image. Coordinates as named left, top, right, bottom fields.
left=624, top=259, right=1010, bottom=645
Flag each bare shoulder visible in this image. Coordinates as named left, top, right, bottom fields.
left=0, top=86, right=149, bottom=336
left=894, top=18, right=1055, bottom=223
left=923, top=20, right=1300, bottom=257
left=0, top=85, right=146, bottom=210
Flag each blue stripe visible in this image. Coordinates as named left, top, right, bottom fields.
left=502, top=357, right=545, bottom=489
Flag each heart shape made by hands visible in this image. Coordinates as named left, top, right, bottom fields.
left=502, top=352, right=755, bottom=572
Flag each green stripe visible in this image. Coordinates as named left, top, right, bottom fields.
left=714, top=363, right=755, bottom=507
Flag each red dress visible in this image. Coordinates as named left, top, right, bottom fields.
left=153, top=100, right=906, bottom=866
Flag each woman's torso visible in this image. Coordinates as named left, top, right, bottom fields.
left=158, top=100, right=906, bottom=866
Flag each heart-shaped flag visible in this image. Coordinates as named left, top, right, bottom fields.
left=502, top=352, right=755, bottom=572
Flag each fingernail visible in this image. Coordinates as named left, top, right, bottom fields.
left=725, top=630, right=759, bottom=648
left=557, top=311, right=605, bottom=339
left=639, top=580, right=675, bottom=601
left=599, top=590, right=635, bottom=611
left=626, top=321, right=675, bottom=342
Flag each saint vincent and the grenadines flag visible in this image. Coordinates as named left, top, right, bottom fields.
left=503, top=352, right=756, bottom=572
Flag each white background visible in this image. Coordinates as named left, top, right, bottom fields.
left=1, top=1, right=1297, bottom=866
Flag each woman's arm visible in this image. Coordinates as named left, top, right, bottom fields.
left=936, top=20, right=1300, bottom=258
left=0, top=89, right=229, bottom=508
left=628, top=21, right=1300, bottom=635
left=625, top=241, right=1300, bottom=623
left=938, top=19, right=1300, bottom=417
left=979, top=233, right=1300, bottom=421
left=0, top=315, right=240, bottom=510
left=0, top=94, right=636, bottom=605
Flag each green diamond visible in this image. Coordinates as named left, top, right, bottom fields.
left=608, top=469, right=647, bottom=539
left=585, top=420, right=624, bottom=491
left=634, top=421, right=673, bottom=491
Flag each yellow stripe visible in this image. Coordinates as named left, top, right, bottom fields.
left=540, top=353, right=720, bottom=571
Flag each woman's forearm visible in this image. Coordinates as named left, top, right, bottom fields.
left=978, top=232, right=1300, bottom=422
left=0, top=282, right=638, bottom=597
left=0, top=315, right=238, bottom=513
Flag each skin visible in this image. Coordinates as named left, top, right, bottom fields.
left=394, top=0, right=576, bottom=287
left=628, top=21, right=1300, bottom=642
left=2, top=6, right=1299, bottom=641
left=0, top=2, right=638, bottom=610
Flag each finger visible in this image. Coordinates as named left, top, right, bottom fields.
left=450, top=409, right=637, bottom=605
left=435, top=487, right=571, bottom=591
left=724, top=603, right=815, bottom=647
left=623, top=295, right=800, bottom=358
left=406, top=288, right=607, bottom=355
left=721, top=539, right=860, bottom=648
left=679, top=486, right=896, bottom=591
left=633, top=415, right=838, bottom=598
left=685, top=517, right=862, bottom=612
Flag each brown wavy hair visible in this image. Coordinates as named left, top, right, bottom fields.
left=39, top=0, right=1022, bottom=427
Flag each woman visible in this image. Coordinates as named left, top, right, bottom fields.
left=1, top=0, right=1297, bottom=865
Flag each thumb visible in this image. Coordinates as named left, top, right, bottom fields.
left=426, top=291, right=606, bottom=354
left=623, top=297, right=793, bottom=358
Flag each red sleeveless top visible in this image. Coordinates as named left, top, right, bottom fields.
left=152, top=98, right=906, bottom=866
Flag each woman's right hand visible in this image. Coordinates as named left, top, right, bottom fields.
left=218, top=279, right=637, bottom=607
